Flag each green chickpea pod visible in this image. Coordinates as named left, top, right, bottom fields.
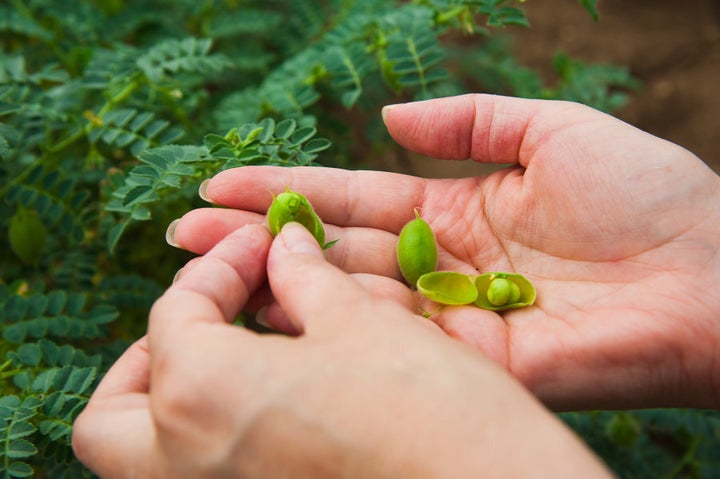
left=474, top=273, right=536, bottom=311
left=266, top=188, right=337, bottom=249
left=396, top=209, right=438, bottom=287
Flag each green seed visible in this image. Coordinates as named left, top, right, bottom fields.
left=474, top=273, right=536, bottom=311
left=486, top=278, right=521, bottom=306
left=396, top=210, right=438, bottom=287
left=267, top=188, right=336, bottom=249
left=416, top=271, right=478, bottom=305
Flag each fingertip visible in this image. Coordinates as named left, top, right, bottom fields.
left=198, top=178, right=217, bottom=204
left=381, top=103, right=400, bottom=124
left=382, top=95, right=476, bottom=161
left=275, top=222, right=324, bottom=257
left=165, top=219, right=180, bottom=248
left=256, top=303, right=301, bottom=336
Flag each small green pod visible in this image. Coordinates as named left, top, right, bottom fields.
left=267, top=189, right=334, bottom=248
left=416, top=271, right=478, bottom=305
left=8, top=206, right=46, bottom=265
left=396, top=210, right=438, bottom=287
left=474, top=272, right=536, bottom=311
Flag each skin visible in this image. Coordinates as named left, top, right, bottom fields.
left=169, top=94, right=720, bottom=410
left=72, top=223, right=612, bottom=478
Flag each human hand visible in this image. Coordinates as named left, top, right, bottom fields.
left=170, top=94, right=720, bottom=410
left=73, top=223, right=611, bottom=479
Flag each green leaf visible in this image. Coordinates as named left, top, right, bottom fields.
left=3, top=323, right=27, bottom=343
left=303, top=138, right=332, bottom=154
left=32, top=368, right=58, bottom=393
left=39, top=418, right=74, bottom=442
left=46, top=291, right=67, bottom=316
left=14, top=343, right=42, bottom=366
left=5, top=461, right=34, bottom=478
left=578, top=0, right=599, bottom=21
left=107, top=222, right=130, bottom=253
left=290, top=127, right=317, bottom=145
left=7, top=421, right=36, bottom=440
left=4, top=295, right=28, bottom=321
left=0, top=396, right=21, bottom=417
left=275, top=119, right=297, bottom=139
left=6, top=439, right=37, bottom=459
left=60, top=367, right=97, bottom=394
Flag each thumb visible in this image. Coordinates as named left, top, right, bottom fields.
left=382, top=93, right=558, bottom=165
left=267, top=222, right=376, bottom=335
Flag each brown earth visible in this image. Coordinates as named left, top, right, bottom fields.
left=395, top=0, right=720, bottom=177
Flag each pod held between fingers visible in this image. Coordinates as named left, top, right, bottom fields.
left=266, top=188, right=336, bottom=249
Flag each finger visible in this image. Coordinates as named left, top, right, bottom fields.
left=174, top=257, right=275, bottom=318
left=89, top=337, right=151, bottom=399
left=268, top=222, right=411, bottom=335
left=351, top=273, right=418, bottom=311
left=73, top=402, right=155, bottom=479
left=258, top=273, right=418, bottom=335
left=172, top=207, right=403, bottom=279
left=256, top=302, right=300, bottom=336
left=167, top=207, right=264, bottom=252
left=149, top=224, right=271, bottom=352
left=428, top=308, right=510, bottom=368
left=203, top=166, right=426, bottom=231
left=382, top=93, right=592, bottom=166
left=72, top=338, right=155, bottom=479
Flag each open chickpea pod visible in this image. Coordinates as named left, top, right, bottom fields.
left=396, top=210, right=536, bottom=312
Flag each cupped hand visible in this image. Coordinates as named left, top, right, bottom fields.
left=171, top=94, right=720, bottom=410
left=72, top=223, right=611, bottom=479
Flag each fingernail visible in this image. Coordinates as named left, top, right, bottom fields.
left=255, top=306, right=271, bottom=329
left=381, top=104, right=398, bottom=123
left=172, top=268, right=182, bottom=284
left=380, top=103, right=402, bottom=123
left=198, top=179, right=214, bottom=204
left=280, top=222, right=321, bottom=256
left=165, top=219, right=181, bottom=248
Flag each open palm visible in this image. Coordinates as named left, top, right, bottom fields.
left=172, top=94, right=720, bottom=410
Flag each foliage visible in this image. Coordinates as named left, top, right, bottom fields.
left=561, top=409, right=720, bottom=478
left=1, top=0, right=713, bottom=477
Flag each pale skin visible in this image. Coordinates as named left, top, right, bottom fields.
left=73, top=94, right=720, bottom=477
left=73, top=223, right=612, bottom=478
left=170, top=94, right=720, bottom=410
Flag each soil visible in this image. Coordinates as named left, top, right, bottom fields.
left=393, top=0, right=720, bottom=177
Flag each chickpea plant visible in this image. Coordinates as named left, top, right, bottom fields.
left=1, top=1, right=714, bottom=478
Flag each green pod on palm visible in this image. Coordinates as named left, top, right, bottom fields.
left=267, top=188, right=336, bottom=249
left=474, top=272, right=536, bottom=311
left=396, top=210, right=438, bottom=287
left=416, top=271, right=478, bottom=305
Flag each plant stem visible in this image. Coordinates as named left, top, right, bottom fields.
left=662, top=435, right=701, bottom=479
